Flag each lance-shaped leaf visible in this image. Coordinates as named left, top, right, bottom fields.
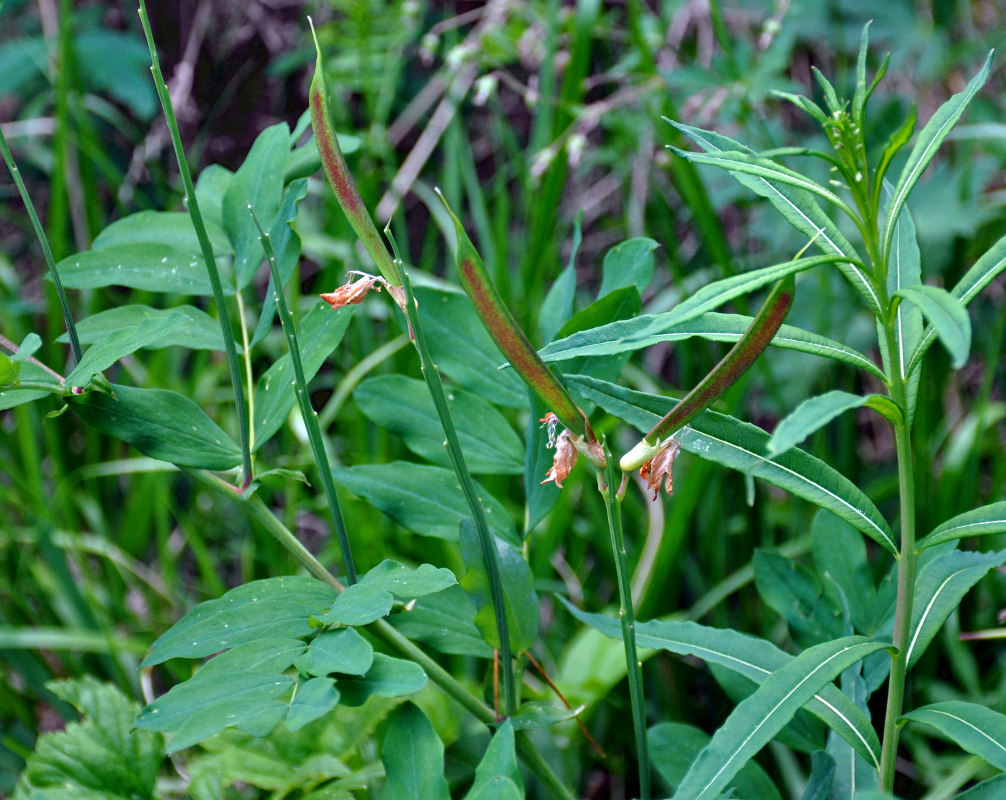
left=537, top=254, right=840, bottom=371
left=668, top=119, right=879, bottom=313
left=440, top=192, right=585, bottom=438
left=621, top=275, right=795, bottom=471
left=901, top=702, right=1006, bottom=771
left=881, top=51, right=994, bottom=263
left=381, top=703, right=450, bottom=800
left=672, top=637, right=888, bottom=800
left=61, top=304, right=227, bottom=351
left=538, top=311, right=885, bottom=381
left=66, top=313, right=189, bottom=387
left=460, top=520, right=539, bottom=652
left=55, top=244, right=227, bottom=296
left=308, top=22, right=399, bottom=285
left=670, top=148, right=858, bottom=222
left=906, top=548, right=1006, bottom=668
left=562, top=599, right=882, bottom=769
left=463, top=720, right=524, bottom=800
left=895, top=285, right=971, bottom=369
left=956, top=775, right=1006, bottom=799
left=768, top=391, right=901, bottom=458
left=907, top=232, right=1006, bottom=376
left=917, top=501, right=1006, bottom=550
left=570, top=375, right=895, bottom=552
left=648, top=722, right=782, bottom=799
left=69, top=384, right=242, bottom=471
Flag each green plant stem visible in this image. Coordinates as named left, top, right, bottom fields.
left=879, top=374, right=918, bottom=790
left=0, top=127, right=82, bottom=365
left=137, top=0, right=253, bottom=487
left=185, top=468, right=575, bottom=800
left=249, top=208, right=357, bottom=584
left=600, top=441, right=650, bottom=800
left=394, top=261, right=517, bottom=717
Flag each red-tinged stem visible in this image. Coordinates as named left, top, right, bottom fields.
left=308, top=21, right=400, bottom=287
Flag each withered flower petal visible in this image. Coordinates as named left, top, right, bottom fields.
left=541, top=429, right=577, bottom=489
left=320, top=274, right=382, bottom=309
left=640, top=437, right=681, bottom=500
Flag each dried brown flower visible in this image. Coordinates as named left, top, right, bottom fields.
left=541, top=429, right=577, bottom=489
left=640, top=437, right=681, bottom=500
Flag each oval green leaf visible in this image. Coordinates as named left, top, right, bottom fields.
left=141, top=576, right=336, bottom=666
left=66, top=313, right=189, bottom=387
left=56, top=243, right=226, bottom=296
left=381, top=702, right=450, bottom=800
left=69, top=383, right=242, bottom=470
left=354, top=375, right=524, bottom=475
left=332, top=461, right=517, bottom=545
left=60, top=304, right=227, bottom=351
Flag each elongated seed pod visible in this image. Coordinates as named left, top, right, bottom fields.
left=620, top=274, right=796, bottom=471
left=308, top=22, right=400, bottom=287
left=439, top=192, right=587, bottom=439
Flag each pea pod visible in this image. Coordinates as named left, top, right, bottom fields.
left=308, top=21, right=400, bottom=287
left=439, top=192, right=590, bottom=443
left=620, top=273, right=796, bottom=471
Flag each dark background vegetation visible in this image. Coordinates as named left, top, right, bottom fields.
left=2, top=0, right=1005, bottom=797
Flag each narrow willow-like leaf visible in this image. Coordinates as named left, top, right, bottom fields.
left=69, top=384, right=242, bottom=471
left=906, top=548, right=1006, bottom=667
left=901, top=701, right=1006, bottom=771
left=562, top=600, right=882, bottom=769
left=879, top=181, right=923, bottom=382
left=537, top=255, right=841, bottom=369
left=569, top=375, right=895, bottom=553
left=917, top=501, right=1006, bottom=550
left=668, top=120, right=878, bottom=313
left=802, top=750, right=837, bottom=800
left=851, top=22, right=871, bottom=126
left=768, top=391, right=900, bottom=457
left=673, top=637, right=887, bottom=800
left=381, top=703, right=451, bottom=800
left=895, top=285, right=971, bottom=369
left=222, top=123, right=289, bottom=289
left=955, top=775, right=1006, bottom=799
left=881, top=51, right=994, bottom=263
left=66, top=313, right=188, bottom=387
left=907, top=232, right=1006, bottom=377
left=538, top=311, right=885, bottom=380
left=648, top=722, right=782, bottom=799
left=671, top=148, right=857, bottom=221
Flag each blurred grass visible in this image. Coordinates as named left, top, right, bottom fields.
left=2, top=0, right=1006, bottom=795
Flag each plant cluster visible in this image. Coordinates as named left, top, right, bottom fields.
left=3, top=3, right=1006, bottom=799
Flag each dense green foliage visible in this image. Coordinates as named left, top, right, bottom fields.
left=2, top=2, right=1006, bottom=798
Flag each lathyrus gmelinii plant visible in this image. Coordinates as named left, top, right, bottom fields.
left=11, top=11, right=1006, bottom=800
